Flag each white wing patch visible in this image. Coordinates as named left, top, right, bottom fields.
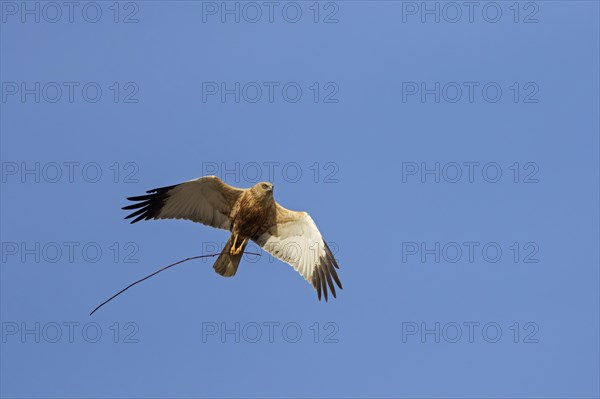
left=254, top=211, right=342, bottom=301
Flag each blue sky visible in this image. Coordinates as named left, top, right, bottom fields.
left=1, top=1, right=599, bottom=398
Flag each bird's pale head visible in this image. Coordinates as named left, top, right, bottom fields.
left=252, top=182, right=274, bottom=198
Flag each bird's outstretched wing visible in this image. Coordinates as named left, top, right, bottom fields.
left=122, top=176, right=243, bottom=230
left=253, top=204, right=342, bottom=301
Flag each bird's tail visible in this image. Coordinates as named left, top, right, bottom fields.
left=213, top=235, right=247, bottom=277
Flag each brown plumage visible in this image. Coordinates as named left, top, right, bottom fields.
left=122, top=176, right=342, bottom=301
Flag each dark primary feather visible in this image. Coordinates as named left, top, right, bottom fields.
left=311, top=242, right=343, bottom=302
left=122, top=184, right=178, bottom=224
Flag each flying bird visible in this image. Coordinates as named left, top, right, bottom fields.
left=122, top=176, right=342, bottom=301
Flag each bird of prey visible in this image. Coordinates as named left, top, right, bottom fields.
left=122, top=176, right=342, bottom=301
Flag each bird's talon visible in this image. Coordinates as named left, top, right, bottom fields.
left=230, top=234, right=238, bottom=256
left=230, top=238, right=247, bottom=256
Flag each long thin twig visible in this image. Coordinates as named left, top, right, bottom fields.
left=90, top=252, right=262, bottom=316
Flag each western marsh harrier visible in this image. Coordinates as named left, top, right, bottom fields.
left=122, top=176, right=342, bottom=301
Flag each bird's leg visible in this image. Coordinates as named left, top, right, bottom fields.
left=232, top=238, right=247, bottom=255
left=234, top=238, right=248, bottom=255
left=229, top=234, right=238, bottom=256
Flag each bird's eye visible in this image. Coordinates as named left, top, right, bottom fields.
left=262, top=184, right=268, bottom=189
